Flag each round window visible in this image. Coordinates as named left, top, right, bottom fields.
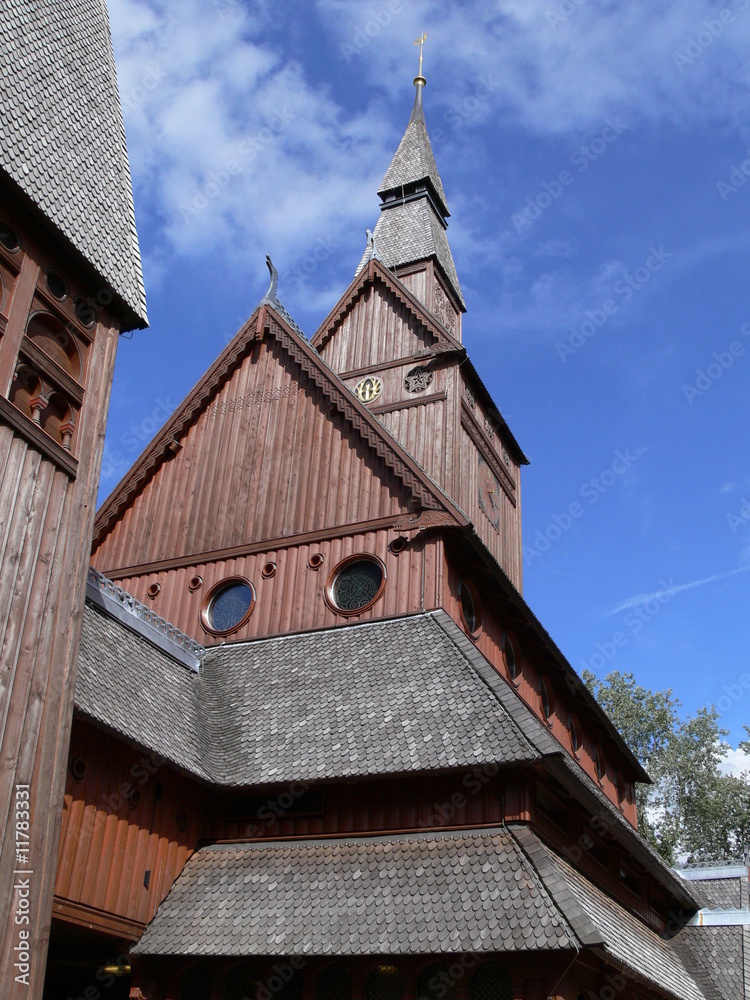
left=503, top=633, right=518, bottom=682
left=202, top=578, right=255, bottom=634
left=459, top=579, right=481, bottom=636
left=0, top=220, right=20, bottom=252
left=326, top=555, right=385, bottom=615
left=45, top=270, right=68, bottom=300
left=594, top=745, right=606, bottom=783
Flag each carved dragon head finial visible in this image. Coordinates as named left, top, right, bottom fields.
left=264, top=254, right=279, bottom=304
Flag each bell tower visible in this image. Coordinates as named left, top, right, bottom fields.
left=0, top=3, right=147, bottom=996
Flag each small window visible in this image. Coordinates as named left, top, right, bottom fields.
left=459, top=578, right=481, bottom=636
left=503, top=633, right=518, bottom=682
left=594, top=745, right=605, bottom=783
left=471, top=963, right=512, bottom=1000
left=326, top=555, right=385, bottom=615
left=75, top=297, right=97, bottom=327
left=45, top=270, right=68, bottom=300
left=0, top=220, right=20, bottom=252
left=539, top=677, right=553, bottom=722
left=619, top=861, right=640, bottom=896
left=568, top=714, right=580, bottom=755
left=418, top=964, right=457, bottom=1000
left=366, top=966, right=402, bottom=1000
left=202, top=578, right=255, bottom=635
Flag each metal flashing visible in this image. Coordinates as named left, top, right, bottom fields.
left=86, top=567, right=204, bottom=671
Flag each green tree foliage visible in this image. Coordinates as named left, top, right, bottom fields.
left=583, top=670, right=750, bottom=866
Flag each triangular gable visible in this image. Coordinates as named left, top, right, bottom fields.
left=311, top=257, right=464, bottom=356
left=93, top=301, right=467, bottom=555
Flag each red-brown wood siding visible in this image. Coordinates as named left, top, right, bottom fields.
left=55, top=721, right=208, bottom=930
left=0, top=199, right=121, bottom=999
left=441, top=548, right=638, bottom=828
left=92, top=336, right=416, bottom=572
left=102, top=529, right=440, bottom=644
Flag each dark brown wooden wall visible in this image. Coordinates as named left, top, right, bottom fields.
left=314, top=265, right=523, bottom=590
left=0, top=195, right=121, bottom=999
left=92, top=335, right=414, bottom=571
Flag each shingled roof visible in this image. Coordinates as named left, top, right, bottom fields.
left=357, top=82, right=465, bottom=309
left=132, top=830, right=578, bottom=957
left=75, top=602, right=541, bottom=787
left=131, top=826, right=710, bottom=1000
left=0, top=0, right=147, bottom=326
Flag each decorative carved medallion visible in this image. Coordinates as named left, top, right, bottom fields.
left=502, top=446, right=511, bottom=468
left=465, top=386, right=475, bottom=408
left=404, top=366, right=433, bottom=393
left=354, top=376, right=383, bottom=404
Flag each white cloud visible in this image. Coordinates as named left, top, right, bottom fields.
left=607, top=565, right=750, bottom=615
left=720, top=744, right=750, bottom=778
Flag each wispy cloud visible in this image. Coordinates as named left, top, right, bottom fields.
left=607, top=565, right=750, bottom=615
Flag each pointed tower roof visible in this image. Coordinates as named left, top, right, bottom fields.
left=358, top=46, right=465, bottom=310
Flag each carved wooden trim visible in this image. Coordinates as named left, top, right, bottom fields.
left=0, top=395, right=77, bottom=478
left=94, top=301, right=468, bottom=550
left=52, top=896, right=145, bottom=940
left=392, top=509, right=460, bottom=531
left=312, top=258, right=463, bottom=353
left=370, top=390, right=447, bottom=416
left=97, top=514, right=449, bottom=581
left=18, top=337, right=85, bottom=405
left=461, top=400, right=516, bottom=506
left=93, top=311, right=263, bottom=546
left=267, top=314, right=447, bottom=513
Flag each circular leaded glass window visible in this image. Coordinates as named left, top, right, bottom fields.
left=202, top=578, right=255, bottom=635
left=503, top=634, right=518, bottom=682
left=327, top=555, right=385, bottom=615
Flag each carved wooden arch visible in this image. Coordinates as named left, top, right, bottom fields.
left=26, top=309, right=83, bottom=381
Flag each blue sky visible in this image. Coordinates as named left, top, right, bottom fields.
left=104, top=0, right=750, bottom=759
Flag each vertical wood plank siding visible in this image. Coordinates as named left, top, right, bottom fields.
left=55, top=721, right=208, bottom=930
left=105, top=530, right=439, bottom=644
left=92, top=337, right=413, bottom=571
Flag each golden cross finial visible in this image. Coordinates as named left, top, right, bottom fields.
left=414, top=31, right=427, bottom=79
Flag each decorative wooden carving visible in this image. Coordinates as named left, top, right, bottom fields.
left=433, top=280, right=455, bottom=334
left=392, top=509, right=459, bottom=531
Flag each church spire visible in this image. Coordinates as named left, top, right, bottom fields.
left=356, top=36, right=465, bottom=311
left=410, top=31, right=427, bottom=124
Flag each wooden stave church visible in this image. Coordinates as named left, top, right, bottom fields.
left=0, top=3, right=742, bottom=1000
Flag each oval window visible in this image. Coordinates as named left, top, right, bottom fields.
left=327, top=555, right=385, bottom=615
left=459, top=578, right=481, bottom=636
left=568, top=714, right=580, bottom=755
left=202, top=578, right=255, bottom=635
left=539, top=678, right=553, bottom=722
left=503, top=633, right=518, bottom=682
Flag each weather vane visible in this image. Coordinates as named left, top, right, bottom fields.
left=414, top=31, right=427, bottom=80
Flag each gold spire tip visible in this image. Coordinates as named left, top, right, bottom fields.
left=414, top=31, right=427, bottom=86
